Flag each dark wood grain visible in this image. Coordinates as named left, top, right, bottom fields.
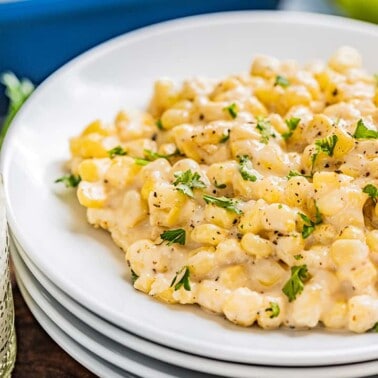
left=10, top=270, right=96, bottom=378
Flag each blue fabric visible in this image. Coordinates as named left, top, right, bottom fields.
left=0, top=0, right=279, bottom=114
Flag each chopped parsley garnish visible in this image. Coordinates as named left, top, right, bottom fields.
left=299, top=206, right=322, bottom=239
left=282, top=117, right=301, bottom=140
left=214, top=180, right=227, bottom=189
left=311, top=134, right=338, bottom=169
left=219, top=130, right=230, bottom=143
left=239, top=155, right=257, bottom=182
left=144, top=148, right=181, bottom=161
left=0, top=72, right=34, bottom=148
left=156, top=119, right=164, bottom=130
left=170, top=266, right=191, bottom=291
left=287, top=170, right=312, bottom=180
left=203, top=194, right=243, bottom=215
left=282, top=265, right=309, bottom=302
left=173, top=169, right=206, bottom=198
left=371, top=322, right=378, bottom=332
left=274, top=75, right=290, bottom=88
left=223, top=103, right=238, bottom=119
left=363, top=184, right=378, bottom=203
left=55, top=174, right=81, bottom=188
left=294, top=254, right=303, bottom=260
left=256, top=117, right=275, bottom=144
left=265, top=302, right=280, bottom=318
left=134, top=158, right=150, bottom=166
left=107, top=145, right=127, bottom=158
left=160, top=228, right=186, bottom=246
left=130, top=269, right=139, bottom=284
left=353, top=119, right=378, bottom=139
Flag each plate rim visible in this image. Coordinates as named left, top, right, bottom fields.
left=3, top=10, right=378, bottom=367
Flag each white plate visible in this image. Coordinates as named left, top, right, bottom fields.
left=14, top=281, right=132, bottom=378
left=11, top=239, right=378, bottom=378
left=3, top=11, right=378, bottom=366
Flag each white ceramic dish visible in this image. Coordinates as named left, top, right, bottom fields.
left=14, top=280, right=132, bottom=378
left=3, top=11, right=378, bottom=366
left=11, top=239, right=378, bottom=378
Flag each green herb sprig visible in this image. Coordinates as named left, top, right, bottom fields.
left=274, top=75, right=290, bottom=88
left=173, top=170, right=206, bottom=198
left=223, top=103, right=238, bottom=119
left=256, top=117, right=276, bottom=144
left=311, top=135, right=338, bottom=169
left=55, top=174, right=81, bottom=188
left=298, top=206, right=322, bottom=239
left=363, top=184, right=378, bottom=203
left=353, top=119, right=378, bottom=139
left=108, top=145, right=127, bottom=158
left=265, top=302, right=280, bottom=318
left=239, top=155, right=257, bottom=182
left=171, top=266, right=191, bottom=291
left=282, top=265, right=309, bottom=302
left=203, top=194, right=243, bottom=215
left=160, top=228, right=186, bottom=246
left=282, top=117, right=301, bottom=140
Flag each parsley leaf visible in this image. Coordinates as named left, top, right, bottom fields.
left=265, top=302, right=280, bottom=318
left=282, top=265, right=309, bottom=302
left=144, top=148, right=181, bottom=161
left=173, top=170, right=206, bottom=198
left=363, top=184, right=378, bottom=203
left=239, top=155, right=257, bottom=182
left=371, top=322, right=378, bottom=332
left=1, top=72, right=34, bottom=148
left=214, top=180, right=227, bottom=189
left=107, top=145, right=127, bottom=158
left=219, top=130, right=230, bottom=143
left=287, top=170, right=312, bottom=180
left=353, top=119, right=378, bottom=139
left=299, top=206, right=322, bottom=239
left=256, top=117, right=275, bottom=144
left=160, top=228, right=186, bottom=246
left=130, top=269, right=139, bottom=284
left=156, top=119, right=164, bottom=130
left=311, top=134, right=338, bottom=169
left=170, top=266, right=191, bottom=291
left=274, top=75, right=290, bottom=88
left=282, top=117, right=301, bottom=140
left=203, top=194, right=243, bottom=215
left=294, top=254, right=303, bottom=260
left=223, top=103, right=238, bottom=119
left=55, top=174, right=81, bottom=188
left=134, top=158, right=150, bottom=166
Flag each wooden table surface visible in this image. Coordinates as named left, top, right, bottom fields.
left=11, top=270, right=96, bottom=378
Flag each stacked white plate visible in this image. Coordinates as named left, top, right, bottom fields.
left=2, top=11, right=378, bottom=378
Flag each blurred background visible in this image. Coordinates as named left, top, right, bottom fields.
left=0, top=0, right=377, bottom=116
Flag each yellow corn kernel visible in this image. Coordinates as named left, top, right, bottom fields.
left=328, top=46, right=362, bottom=72
left=339, top=226, right=365, bottom=242
left=367, top=230, right=378, bottom=253
left=154, top=288, right=178, bottom=304
left=133, top=275, right=155, bottom=294
left=77, top=182, right=106, bottom=209
left=223, top=288, right=262, bottom=326
left=191, top=224, right=228, bottom=246
left=70, top=133, right=108, bottom=158
left=219, top=265, right=249, bottom=290
left=330, top=239, right=368, bottom=266
left=238, top=203, right=262, bottom=235
left=204, top=204, right=238, bottom=229
left=161, top=108, right=191, bottom=129
left=78, top=159, right=100, bottom=182
left=105, top=156, right=139, bottom=189
left=241, top=233, right=273, bottom=258
left=332, top=128, right=355, bottom=159
left=312, top=171, right=340, bottom=192
left=115, top=110, right=130, bottom=125
left=253, top=259, right=285, bottom=287
left=188, top=251, right=215, bottom=279
left=282, top=86, right=312, bottom=109
left=81, top=120, right=110, bottom=136
left=141, top=177, right=156, bottom=201
left=322, top=301, right=348, bottom=329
